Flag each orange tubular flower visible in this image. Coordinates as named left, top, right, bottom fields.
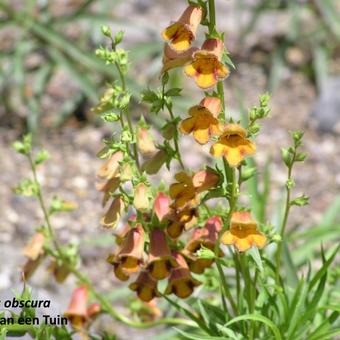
left=137, top=127, right=156, bottom=157
left=96, top=151, right=124, bottom=206
left=180, top=97, right=223, bottom=144
left=153, top=192, right=171, bottom=222
left=96, top=177, right=120, bottom=207
left=210, top=123, right=256, bottom=167
left=146, top=229, right=178, bottom=280
left=162, top=44, right=198, bottom=74
left=100, top=196, right=125, bottom=228
left=133, top=183, right=150, bottom=211
left=165, top=252, right=201, bottom=299
left=113, top=214, right=135, bottom=245
left=184, top=216, right=223, bottom=274
left=169, top=172, right=198, bottom=209
left=161, top=5, right=203, bottom=52
left=192, top=169, right=220, bottom=192
left=22, top=232, right=45, bottom=280
left=64, top=286, right=89, bottom=330
left=23, top=232, right=45, bottom=260
left=222, top=211, right=266, bottom=252
left=107, top=252, right=130, bottom=282
left=166, top=207, right=197, bottom=239
left=97, top=151, right=123, bottom=180
left=117, top=224, right=145, bottom=273
left=129, top=270, right=160, bottom=302
left=48, top=260, right=70, bottom=283
left=184, top=38, right=229, bottom=89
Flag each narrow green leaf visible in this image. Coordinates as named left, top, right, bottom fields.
left=225, top=314, right=282, bottom=340
left=175, top=329, right=228, bottom=340
left=309, top=244, right=340, bottom=291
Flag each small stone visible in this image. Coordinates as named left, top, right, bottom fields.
left=310, top=77, right=340, bottom=134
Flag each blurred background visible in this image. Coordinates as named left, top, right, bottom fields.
left=0, top=0, right=339, bottom=338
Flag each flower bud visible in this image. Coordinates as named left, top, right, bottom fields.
left=142, top=150, right=167, bottom=175
left=133, top=183, right=150, bottom=211
left=153, top=192, right=171, bottom=222
left=137, top=127, right=156, bottom=157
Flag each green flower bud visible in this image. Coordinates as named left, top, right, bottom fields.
left=281, top=148, right=292, bottom=167
left=101, top=25, right=112, bottom=38
left=290, top=194, right=309, bottom=206
left=240, top=167, right=256, bottom=182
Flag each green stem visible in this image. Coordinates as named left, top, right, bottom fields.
left=165, top=101, right=185, bottom=169
left=27, top=153, right=63, bottom=258
left=275, top=151, right=295, bottom=282
left=112, top=43, right=140, bottom=170
left=208, top=0, right=216, bottom=33
left=216, top=260, right=239, bottom=316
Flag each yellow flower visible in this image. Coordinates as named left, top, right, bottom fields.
left=129, top=271, right=160, bottom=302
left=184, top=38, right=229, bottom=89
left=116, top=224, right=145, bottom=273
left=169, top=172, right=198, bottom=209
left=180, top=97, right=223, bottom=144
left=161, top=5, right=202, bottom=52
left=166, top=207, right=197, bottom=239
left=183, top=216, right=223, bottom=274
left=161, top=44, right=198, bottom=74
left=210, top=124, right=256, bottom=167
left=146, top=229, right=178, bottom=280
left=164, top=252, right=201, bottom=299
left=221, top=211, right=266, bottom=252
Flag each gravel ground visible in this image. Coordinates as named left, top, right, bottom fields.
left=0, top=0, right=339, bottom=339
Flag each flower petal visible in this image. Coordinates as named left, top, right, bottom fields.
left=193, top=128, right=210, bottom=144
left=179, top=117, right=196, bottom=134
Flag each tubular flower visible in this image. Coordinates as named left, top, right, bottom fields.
left=129, top=270, right=160, bottom=302
left=48, top=260, right=70, bottom=283
left=97, top=151, right=123, bottom=180
left=183, top=216, right=223, bottom=274
left=133, top=183, right=150, bottom=211
left=192, top=168, right=220, bottom=193
left=96, top=177, right=120, bottom=207
left=116, top=224, right=145, bottom=273
left=137, top=127, right=156, bottom=157
left=96, top=151, right=123, bottom=206
left=146, top=229, right=178, bottom=280
left=64, top=286, right=89, bottom=330
left=142, top=150, right=167, bottom=175
left=222, top=211, right=266, bottom=252
left=23, top=232, right=45, bottom=260
left=113, top=214, right=135, bottom=245
left=184, top=38, right=229, bottom=89
left=100, top=196, right=125, bottom=228
left=179, top=97, right=223, bottom=144
left=138, top=300, right=162, bottom=322
left=161, top=5, right=203, bottom=52
left=153, top=192, right=171, bottom=222
left=22, top=232, right=45, bottom=280
left=64, top=286, right=100, bottom=331
left=166, top=207, right=197, bottom=239
left=161, top=44, right=198, bottom=74
left=107, top=251, right=130, bottom=281
left=165, top=252, right=201, bottom=299
left=210, top=123, right=256, bottom=167
left=169, top=172, right=198, bottom=209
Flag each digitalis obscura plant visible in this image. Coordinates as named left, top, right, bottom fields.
left=10, top=1, right=340, bottom=339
